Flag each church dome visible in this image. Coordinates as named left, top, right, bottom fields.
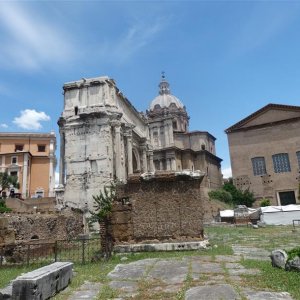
left=149, top=74, right=184, bottom=110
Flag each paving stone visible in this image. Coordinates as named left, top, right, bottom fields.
left=67, top=282, right=103, bottom=300
left=243, top=289, right=294, bottom=300
left=191, top=261, right=225, bottom=274
left=108, top=258, right=157, bottom=281
left=232, top=246, right=270, bottom=260
left=185, top=284, right=241, bottom=300
left=109, top=281, right=138, bottom=294
left=226, top=263, right=245, bottom=269
left=147, top=259, right=188, bottom=284
left=215, top=255, right=241, bottom=262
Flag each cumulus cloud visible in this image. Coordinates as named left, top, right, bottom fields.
left=222, top=167, right=232, bottom=179
left=13, top=109, right=50, bottom=130
left=0, top=123, right=8, bottom=129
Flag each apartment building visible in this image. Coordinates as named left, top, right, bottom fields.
left=0, top=132, right=56, bottom=198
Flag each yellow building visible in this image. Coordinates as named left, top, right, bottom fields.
left=0, top=132, right=56, bottom=198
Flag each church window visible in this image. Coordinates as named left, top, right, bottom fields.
left=272, top=153, right=291, bottom=173
left=251, top=157, right=266, bottom=176
left=296, top=151, right=300, bottom=168
left=74, top=106, right=78, bottom=115
left=173, top=120, right=177, bottom=130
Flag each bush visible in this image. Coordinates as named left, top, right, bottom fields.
left=0, top=201, right=12, bottom=213
left=223, top=182, right=255, bottom=207
left=260, top=198, right=270, bottom=207
left=208, top=189, right=232, bottom=204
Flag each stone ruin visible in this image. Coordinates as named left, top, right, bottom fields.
left=103, top=171, right=206, bottom=251
left=0, top=209, right=84, bottom=264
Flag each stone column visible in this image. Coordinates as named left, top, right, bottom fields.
left=126, top=133, right=133, bottom=175
left=159, top=160, right=163, bottom=170
left=157, top=127, right=161, bottom=148
left=148, top=150, right=154, bottom=172
left=22, top=152, right=28, bottom=198
left=167, top=158, right=171, bottom=170
left=171, top=158, right=176, bottom=171
left=142, top=146, right=147, bottom=172
left=114, top=123, right=122, bottom=180
left=59, top=130, right=65, bottom=186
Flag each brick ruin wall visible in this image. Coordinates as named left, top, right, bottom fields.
left=109, top=175, right=204, bottom=244
left=1, top=209, right=84, bottom=244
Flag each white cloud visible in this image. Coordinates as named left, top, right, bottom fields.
left=0, top=123, right=8, bottom=129
left=13, top=109, right=50, bottom=130
left=0, top=3, right=74, bottom=70
left=100, top=17, right=169, bottom=64
left=222, top=167, right=232, bottom=179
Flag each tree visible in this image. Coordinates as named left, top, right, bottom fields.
left=0, top=172, right=20, bottom=197
left=89, top=182, right=116, bottom=259
left=208, top=189, right=232, bottom=204
left=89, top=182, right=116, bottom=224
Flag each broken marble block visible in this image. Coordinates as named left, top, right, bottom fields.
left=12, top=262, right=73, bottom=300
left=270, top=249, right=287, bottom=269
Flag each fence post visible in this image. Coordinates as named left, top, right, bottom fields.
left=81, top=239, right=85, bottom=265
left=54, top=241, right=58, bottom=262
left=26, top=244, right=30, bottom=266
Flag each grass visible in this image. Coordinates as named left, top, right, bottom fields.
left=1, top=225, right=300, bottom=299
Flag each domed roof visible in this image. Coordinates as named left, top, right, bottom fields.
left=149, top=74, right=184, bottom=110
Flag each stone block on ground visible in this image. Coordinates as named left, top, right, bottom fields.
left=185, top=284, right=240, bottom=300
left=270, top=249, right=288, bottom=269
left=12, top=262, right=73, bottom=300
left=0, top=283, right=12, bottom=300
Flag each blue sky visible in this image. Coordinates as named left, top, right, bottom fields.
left=1, top=1, right=300, bottom=180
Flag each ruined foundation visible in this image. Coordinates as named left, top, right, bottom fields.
left=106, top=172, right=205, bottom=250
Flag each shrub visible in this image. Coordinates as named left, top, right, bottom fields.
left=208, top=189, right=232, bottom=204
left=0, top=201, right=12, bottom=213
left=260, top=198, right=270, bottom=207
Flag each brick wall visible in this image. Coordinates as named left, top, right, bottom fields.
left=110, top=173, right=204, bottom=244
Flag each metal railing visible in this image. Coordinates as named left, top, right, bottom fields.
left=0, top=237, right=101, bottom=267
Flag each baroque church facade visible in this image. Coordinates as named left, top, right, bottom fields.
left=57, top=75, right=222, bottom=210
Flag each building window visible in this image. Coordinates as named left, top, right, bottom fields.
left=15, top=144, right=24, bottom=151
left=272, top=153, right=291, bottom=173
left=10, top=171, right=17, bottom=177
left=201, top=144, right=206, bottom=150
left=35, top=188, right=44, bottom=198
left=173, top=120, right=177, bottom=130
left=38, top=145, right=46, bottom=152
left=11, top=156, right=17, bottom=164
left=251, top=157, right=267, bottom=176
left=296, top=151, right=300, bottom=168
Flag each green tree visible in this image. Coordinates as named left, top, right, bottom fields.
left=89, top=182, right=116, bottom=224
left=208, top=189, right=232, bottom=204
left=0, top=172, right=20, bottom=197
left=223, top=181, right=255, bottom=207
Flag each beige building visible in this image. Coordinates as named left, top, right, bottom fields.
left=226, top=103, right=300, bottom=206
left=0, top=132, right=56, bottom=198
left=57, top=74, right=222, bottom=210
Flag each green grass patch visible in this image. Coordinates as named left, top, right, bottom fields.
left=241, top=259, right=300, bottom=300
